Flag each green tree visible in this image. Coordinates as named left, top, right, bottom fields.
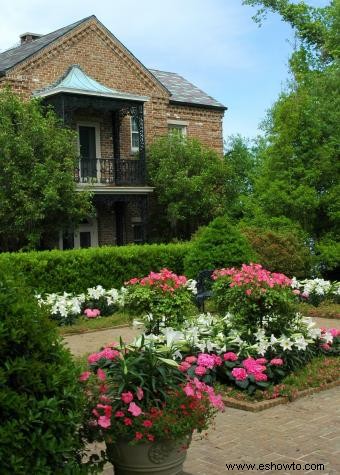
left=0, top=89, right=93, bottom=251
left=242, top=0, right=340, bottom=275
left=148, top=135, right=234, bottom=241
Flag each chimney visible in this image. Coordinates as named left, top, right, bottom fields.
left=20, top=32, right=42, bottom=45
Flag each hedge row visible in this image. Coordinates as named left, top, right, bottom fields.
left=0, top=243, right=191, bottom=294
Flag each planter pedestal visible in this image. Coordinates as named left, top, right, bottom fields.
left=106, top=435, right=191, bottom=475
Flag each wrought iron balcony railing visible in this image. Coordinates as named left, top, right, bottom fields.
left=74, top=158, right=145, bottom=186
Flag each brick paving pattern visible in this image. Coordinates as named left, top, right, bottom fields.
left=64, top=320, right=339, bottom=474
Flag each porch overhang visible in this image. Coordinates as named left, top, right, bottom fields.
left=33, top=65, right=149, bottom=103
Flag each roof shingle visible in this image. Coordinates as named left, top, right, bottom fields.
left=149, top=69, right=226, bottom=109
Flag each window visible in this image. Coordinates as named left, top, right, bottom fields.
left=131, top=117, right=139, bottom=152
left=168, top=122, right=187, bottom=137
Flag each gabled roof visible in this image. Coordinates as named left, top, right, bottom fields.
left=0, top=16, right=226, bottom=110
left=150, top=69, right=226, bottom=110
left=34, top=65, right=148, bottom=102
left=0, top=16, right=93, bottom=75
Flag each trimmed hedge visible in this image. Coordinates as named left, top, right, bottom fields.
left=0, top=243, right=191, bottom=294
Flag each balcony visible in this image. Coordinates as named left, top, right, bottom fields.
left=75, top=158, right=146, bottom=186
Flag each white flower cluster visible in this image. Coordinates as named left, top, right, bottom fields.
left=292, top=277, right=340, bottom=299
left=135, top=312, right=332, bottom=359
left=36, top=285, right=123, bottom=323
left=185, top=279, right=198, bottom=295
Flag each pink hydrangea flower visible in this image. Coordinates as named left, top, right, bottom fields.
left=255, top=358, right=268, bottom=364
left=223, top=352, right=238, bottom=362
left=195, top=366, right=207, bottom=376
left=79, top=371, right=91, bottom=381
left=254, top=372, right=268, bottom=382
left=185, top=356, right=197, bottom=364
left=179, top=361, right=191, bottom=372
left=128, top=402, right=142, bottom=417
left=121, top=391, right=134, bottom=404
left=231, top=367, right=247, bottom=381
left=197, top=353, right=217, bottom=369
left=270, top=358, right=284, bottom=366
left=321, top=343, right=331, bottom=351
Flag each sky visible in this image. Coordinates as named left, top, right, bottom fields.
left=0, top=0, right=329, bottom=141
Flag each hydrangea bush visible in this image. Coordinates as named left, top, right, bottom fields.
left=212, top=263, right=298, bottom=335
left=124, top=269, right=196, bottom=333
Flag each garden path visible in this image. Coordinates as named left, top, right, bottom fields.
left=65, top=319, right=340, bottom=474
left=98, top=386, right=340, bottom=474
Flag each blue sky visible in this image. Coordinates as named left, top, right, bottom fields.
left=0, top=0, right=329, bottom=140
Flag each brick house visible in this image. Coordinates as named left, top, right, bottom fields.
left=0, top=15, right=226, bottom=249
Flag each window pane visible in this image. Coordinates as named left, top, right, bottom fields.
left=132, top=133, right=139, bottom=149
left=131, top=117, right=139, bottom=132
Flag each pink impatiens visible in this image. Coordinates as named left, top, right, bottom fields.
left=121, top=391, right=134, bottom=404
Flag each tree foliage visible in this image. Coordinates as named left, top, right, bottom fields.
left=148, top=135, right=234, bottom=240
left=0, top=89, right=93, bottom=251
left=242, top=0, right=340, bottom=275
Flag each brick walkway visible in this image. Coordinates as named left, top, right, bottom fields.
left=100, top=387, right=340, bottom=475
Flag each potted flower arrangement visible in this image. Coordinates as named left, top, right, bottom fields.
left=80, top=339, right=224, bottom=475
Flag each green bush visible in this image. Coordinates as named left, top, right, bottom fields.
left=240, top=226, right=312, bottom=278
left=184, top=217, right=255, bottom=278
left=0, top=274, right=94, bottom=474
left=0, top=243, right=191, bottom=294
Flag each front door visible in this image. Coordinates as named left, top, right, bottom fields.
left=79, top=125, right=97, bottom=181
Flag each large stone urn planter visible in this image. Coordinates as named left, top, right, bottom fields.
left=106, top=434, right=191, bottom=475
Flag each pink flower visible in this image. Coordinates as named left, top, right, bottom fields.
left=128, top=402, right=142, bottom=417
left=195, top=366, right=207, bottom=376
left=147, top=434, right=155, bottom=442
left=214, top=355, right=223, bottom=366
left=143, top=420, right=153, bottom=428
left=87, top=352, right=101, bottom=364
left=197, top=353, right=217, bottom=369
left=124, top=417, right=132, bottom=426
left=115, top=411, right=125, bottom=418
left=293, top=289, right=301, bottom=295
left=254, top=372, right=268, bottom=382
left=183, top=383, right=195, bottom=397
left=121, top=391, right=134, bottom=404
left=270, top=358, right=284, bottom=366
left=245, top=289, right=252, bottom=296
left=135, top=432, right=143, bottom=440
left=79, top=371, right=91, bottom=382
left=209, top=393, right=225, bottom=411
left=321, top=343, right=331, bottom=351
left=223, top=352, right=238, bottom=362
left=84, top=308, right=101, bottom=318
left=97, top=368, right=106, bottom=381
left=329, top=328, right=340, bottom=337
left=98, top=416, right=111, bottom=429
left=255, top=358, right=267, bottom=364
left=185, top=356, right=197, bottom=364
left=136, top=387, right=144, bottom=401
left=179, top=362, right=191, bottom=372
left=231, top=367, right=247, bottom=381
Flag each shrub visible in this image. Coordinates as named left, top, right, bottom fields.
left=240, top=226, right=312, bottom=278
left=0, top=243, right=191, bottom=294
left=0, top=274, right=95, bottom=474
left=184, top=217, right=255, bottom=278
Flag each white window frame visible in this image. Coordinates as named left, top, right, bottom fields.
left=77, top=121, right=101, bottom=181
left=167, top=120, right=188, bottom=137
left=59, top=218, right=99, bottom=250
left=130, top=116, right=139, bottom=153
